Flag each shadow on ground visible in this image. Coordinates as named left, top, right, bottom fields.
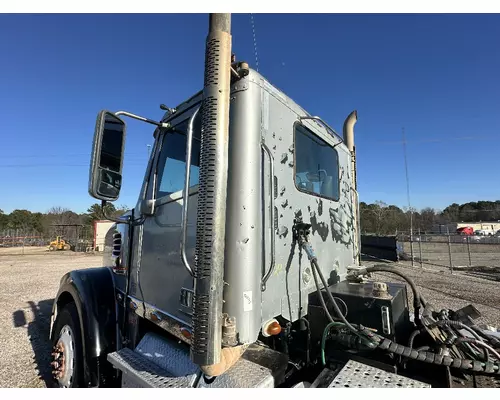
left=360, top=254, right=392, bottom=263
left=13, top=299, right=55, bottom=388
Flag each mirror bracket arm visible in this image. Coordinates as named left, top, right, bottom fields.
left=114, top=111, right=170, bottom=128
left=100, top=200, right=130, bottom=224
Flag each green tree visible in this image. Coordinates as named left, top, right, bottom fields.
left=85, top=203, right=129, bottom=226
left=0, top=209, right=9, bottom=231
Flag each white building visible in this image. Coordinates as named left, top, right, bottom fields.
left=93, top=220, right=115, bottom=251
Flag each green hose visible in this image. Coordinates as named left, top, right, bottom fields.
left=321, top=322, right=346, bottom=366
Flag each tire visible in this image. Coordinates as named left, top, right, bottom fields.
left=49, top=245, right=55, bottom=251
left=63, top=244, right=70, bottom=250
left=51, top=302, right=84, bottom=388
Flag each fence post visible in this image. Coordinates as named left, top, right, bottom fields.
left=466, top=235, right=472, bottom=267
left=446, top=227, right=453, bottom=273
left=410, top=231, right=414, bottom=267
left=22, top=236, right=25, bottom=256
left=418, top=229, right=423, bottom=268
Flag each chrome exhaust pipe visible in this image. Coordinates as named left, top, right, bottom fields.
left=343, top=111, right=360, bottom=264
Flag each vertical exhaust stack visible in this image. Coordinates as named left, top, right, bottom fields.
left=343, top=111, right=360, bottom=264
left=191, top=14, right=232, bottom=369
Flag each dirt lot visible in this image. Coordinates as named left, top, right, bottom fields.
left=0, top=249, right=102, bottom=388
left=0, top=250, right=499, bottom=388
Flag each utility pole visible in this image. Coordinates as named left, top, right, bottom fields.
left=402, top=127, right=414, bottom=266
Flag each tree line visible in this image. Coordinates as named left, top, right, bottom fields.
left=360, top=200, right=500, bottom=235
left=1, top=199, right=499, bottom=239
left=0, top=203, right=128, bottom=239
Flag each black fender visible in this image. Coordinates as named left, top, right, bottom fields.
left=50, top=267, right=118, bottom=387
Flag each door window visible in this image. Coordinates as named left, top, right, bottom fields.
left=294, top=123, right=340, bottom=201
left=156, top=116, right=201, bottom=199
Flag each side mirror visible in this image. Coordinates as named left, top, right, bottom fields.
left=88, top=111, right=126, bottom=202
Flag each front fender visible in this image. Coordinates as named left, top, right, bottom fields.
left=50, top=267, right=118, bottom=387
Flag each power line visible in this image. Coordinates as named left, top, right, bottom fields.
left=381, top=135, right=496, bottom=145
left=0, top=163, right=147, bottom=168
left=0, top=153, right=150, bottom=159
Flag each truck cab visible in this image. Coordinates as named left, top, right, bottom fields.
left=49, top=62, right=361, bottom=387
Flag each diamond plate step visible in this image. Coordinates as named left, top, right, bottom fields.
left=107, top=348, right=197, bottom=388
left=325, top=360, right=430, bottom=388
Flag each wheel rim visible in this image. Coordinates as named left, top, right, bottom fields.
left=52, top=324, right=76, bottom=388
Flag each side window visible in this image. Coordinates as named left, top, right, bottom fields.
left=155, top=118, right=201, bottom=199
left=294, top=123, right=340, bottom=201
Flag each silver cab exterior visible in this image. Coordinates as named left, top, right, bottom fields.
left=109, top=68, right=358, bottom=345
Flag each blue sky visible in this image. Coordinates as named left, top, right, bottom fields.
left=0, top=13, right=499, bottom=214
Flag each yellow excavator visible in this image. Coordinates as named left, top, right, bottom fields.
left=48, top=236, right=71, bottom=251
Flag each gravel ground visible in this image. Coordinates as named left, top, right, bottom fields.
left=0, top=250, right=499, bottom=388
left=0, top=250, right=102, bottom=388
left=363, top=259, right=500, bottom=327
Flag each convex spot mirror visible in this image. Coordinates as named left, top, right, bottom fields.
left=88, top=111, right=126, bottom=202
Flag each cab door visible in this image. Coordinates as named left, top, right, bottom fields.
left=134, top=108, right=201, bottom=325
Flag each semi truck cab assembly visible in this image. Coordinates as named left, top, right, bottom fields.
left=48, top=14, right=500, bottom=388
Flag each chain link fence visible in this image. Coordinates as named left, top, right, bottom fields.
left=397, top=232, right=500, bottom=275
left=0, top=227, right=94, bottom=256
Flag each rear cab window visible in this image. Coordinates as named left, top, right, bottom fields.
left=294, top=123, right=340, bottom=201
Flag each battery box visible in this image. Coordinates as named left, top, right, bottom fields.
left=307, top=280, right=411, bottom=347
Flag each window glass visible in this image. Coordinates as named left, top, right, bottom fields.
left=294, top=124, right=339, bottom=201
left=156, top=117, right=201, bottom=198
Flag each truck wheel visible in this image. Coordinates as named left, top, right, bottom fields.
left=49, top=245, right=55, bottom=251
left=51, top=302, right=84, bottom=388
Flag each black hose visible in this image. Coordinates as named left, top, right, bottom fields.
left=470, top=326, right=500, bottom=348
left=311, top=264, right=334, bottom=324
left=456, top=338, right=500, bottom=360
left=428, top=320, right=483, bottom=341
left=377, top=338, right=500, bottom=374
left=311, top=259, right=377, bottom=344
left=408, top=329, right=420, bottom=349
left=361, top=265, right=425, bottom=324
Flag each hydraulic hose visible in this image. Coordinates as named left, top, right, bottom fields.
left=408, top=329, right=420, bottom=349
left=377, top=338, right=500, bottom=374
left=428, top=320, right=483, bottom=342
left=456, top=338, right=500, bottom=360
left=470, top=326, right=500, bottom=348
left=311, top=264, right=335, bottom=324
left=301, top=234, right=500, bottom=374
left=311, top=258, right=376, bottom=344
left=356, top=265, right=425, bottom=324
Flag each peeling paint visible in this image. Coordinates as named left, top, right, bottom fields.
left=317, top=199, right=323, bottom=216
left=329, top=206, right=354, bottom=246
left=278, top=226, right=289, bottom=238
left=288, top=144, right=294, bottom=153
left=280, top=153, right=288, bottom=164
left=280, top=186, right=286, bottom=196
left=310, top=212, right=329, bottom=242
left=288, top=161, right=294, bottom=167
left=294, top=209, right=302, bottom=219
left=281, top=199, right=288, bottom=208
